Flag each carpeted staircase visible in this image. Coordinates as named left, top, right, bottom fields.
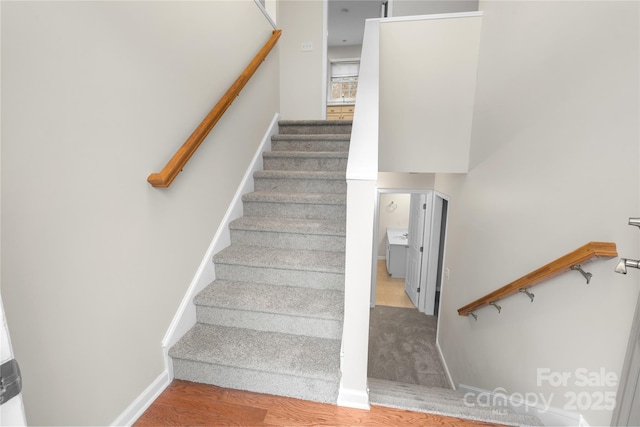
left=169, top=120, right=351, bottom=404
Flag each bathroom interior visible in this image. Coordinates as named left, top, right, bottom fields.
left=373, top=192, right=446, bottom=315
left=376, top=193, right=416, bottom=309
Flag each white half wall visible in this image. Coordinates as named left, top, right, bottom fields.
left=435, top=2, right=639, bottom=426
left=1, top=1, right=279, bottom=424
left=390, top=0, right=478, bottom=18
left=379, top=13, right=483, bottom=173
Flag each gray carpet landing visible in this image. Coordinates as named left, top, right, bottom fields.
left=368, top=305, right=450, bottom=388
left=169, top=120, right=351, bottom=404
left=368, top=306, right=544, bottom=426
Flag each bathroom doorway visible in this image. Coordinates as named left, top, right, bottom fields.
left=370, top=189, right=449, bottom=316
left=368, top=188, right=451, bottom=388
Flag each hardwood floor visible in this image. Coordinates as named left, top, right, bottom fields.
left=375, top=259, right=414, bottom=308
left=134, top=380, right=503, bottom=426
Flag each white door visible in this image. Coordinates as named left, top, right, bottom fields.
left=0, top=294, right=27, bottom=426
left=421, top=195, right=444, bottom=315
left=405, top=193, right=430, bottom=308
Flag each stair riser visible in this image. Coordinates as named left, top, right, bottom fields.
left=214, top=264, right=345, bottom=291
left=196, top=306, right=343, bottom=339
left=271, top=140, right=350, bottom=152
left=279, top=124, right=352, bottom=135
left=263, top=157, right=348, bottom=172
left=173, top=358, right=339, bottom=404
left=230, top=229, right=345, bottom=252
left=243, top=201, right=346, bottom=221
left=254, top=177, right=347, bottom=194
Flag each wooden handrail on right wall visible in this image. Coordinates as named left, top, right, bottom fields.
left=457, top=242, right=618, bottom=318
left=147, top=29, right=282, bottom=188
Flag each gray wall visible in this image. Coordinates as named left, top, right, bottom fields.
left=435, top=2, right=639, bottom=425
left=1, top=1, right=279, bottom=424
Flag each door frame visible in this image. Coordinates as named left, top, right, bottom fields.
left=419, top=192, right=449, bottom=316
left=370, top=188, right=450, bottom=318
left=611, top=287, right=640, bottom=425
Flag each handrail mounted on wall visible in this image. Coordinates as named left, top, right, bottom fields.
left=458, top=242, right=618, bottom=319
left=147, top=29, right=282, bottom=188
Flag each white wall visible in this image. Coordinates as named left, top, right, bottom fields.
left=0, top=1, right=279, bottom=425
left=390, top=0, right=478, bottom=17
left=279, top=0, right=324, bottom=119
left=379, top=14, right=482, bottom=173
left=328, top=44, right=362, bottom=60
left=435, top=2, right=639, bottom=425
left=378, top=171, right=436, bottom=189
left=377, top=193, right=410, bottom=257
left=376, top=172, right=436, bottom=257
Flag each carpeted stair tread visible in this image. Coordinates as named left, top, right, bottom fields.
left=195, top=280, right=343, bottom=320
left=263, top=151, right=348, bottom=172
left=169, top=323, right=341, bottom=381
left=369, top=378, right=467, bottom=401
left=230, top=216, right=345, bottom=236
left=263, top=151, right=349, bottom=159
left=271, top=134, right=351, bottom=141
left=279, top=119, right=352, bottom=126
left=271, top=134, right=350, bottom=152
left=242, top=191, right=346, bottom=205
left=253, top=171, right=347, bottom=194
left=213, top=245, right=344, bottom=274
left=278, top=120, right=352, bottom=135
left=254, top=170, right=346, bottom=181
left=368, top=379, right=544, bottom=427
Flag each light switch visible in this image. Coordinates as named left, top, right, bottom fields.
left=300, top=41, right=313, bottom=52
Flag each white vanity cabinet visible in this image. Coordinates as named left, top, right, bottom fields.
left=385, top=227, right=409, bottom=278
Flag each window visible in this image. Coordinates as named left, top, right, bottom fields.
left=329, top=60, right=359, bottom=103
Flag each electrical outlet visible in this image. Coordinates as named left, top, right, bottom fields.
left=445, top=268, right=451, bottom=280
left=300, top=41, right=313, bottom=52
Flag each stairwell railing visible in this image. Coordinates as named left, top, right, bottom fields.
left=147, top=29, right=282, bottom=188
left=457, top=242, right=618, bottom=320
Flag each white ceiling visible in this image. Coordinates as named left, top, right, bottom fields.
left=328, top=0, right=382, bottom=47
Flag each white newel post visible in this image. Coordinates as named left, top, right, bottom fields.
left=338, top=179, right=377, bottom=409
left=337, top=18, right=380, bottom=409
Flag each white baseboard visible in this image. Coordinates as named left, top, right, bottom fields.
left=457, top=383, right=584, bottom=427
left=337, top=386, right=370, bottom=410
left=160, top=113, right=280, bottom=372
left=111, top=370, right=171, bottom=426
left=113, top=114, right=280, bottom=426
left=436, top=341, right=455, bottom=390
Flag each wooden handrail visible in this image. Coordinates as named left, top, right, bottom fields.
left=458, top=242, right=618, bottom=317
left=147, top=29, right=282, bottom=188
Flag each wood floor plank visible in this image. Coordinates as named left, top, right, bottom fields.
left=154, top=382, right=267, bottom=423
left=134, top=402, right=254, bottom=426
left=134, top=380, right=505, bottom=427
